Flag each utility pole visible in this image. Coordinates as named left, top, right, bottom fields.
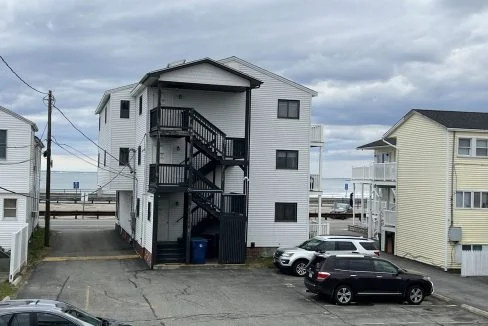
left=44, top=90, right=52, bottom=247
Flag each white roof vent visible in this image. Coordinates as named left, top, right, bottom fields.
left=167, top=59, right=186, bottom=68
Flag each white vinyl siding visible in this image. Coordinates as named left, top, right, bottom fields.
left=222, top=59, right=311, bottom=248
left=159, top=63, right=251, bottom=88
left=390, top=113, right=448, bottom=268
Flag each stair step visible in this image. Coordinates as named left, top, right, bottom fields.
left=156, top=256, right=185, bottom=264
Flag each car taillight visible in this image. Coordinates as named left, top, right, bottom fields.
left=316, top=272, right=330, bottom=281
left=374, top=251, right=380, bottom=256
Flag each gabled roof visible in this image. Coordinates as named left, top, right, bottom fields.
left=138, top=57, right=263, bottom=89
left=384, top=109, right=488, bottom=137
left=95, top=83, right=137, bottom=114
left=357, top=137, right=396, bottom=150
left=0, top=106, right=38, bottom=132
left=414, top=109, right=488, bottom=130
left=219, top=56, right=318, bottom=96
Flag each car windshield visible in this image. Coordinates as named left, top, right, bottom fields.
left=298, top=239, right=324, bottom=251
left=336, top=203, right=349, bottom=209
left=64, top=306, right=102, bottom=326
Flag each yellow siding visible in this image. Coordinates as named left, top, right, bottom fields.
left=390, top=113, right=448, bottom=268
left=453, top=131, right=488, bottom=245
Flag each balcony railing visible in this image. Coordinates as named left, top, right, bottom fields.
left=149, top=164, right=187, bottom=186
left=225, top=137, right=246, bottom=160
left=310, top=174, right=321, bottom=191
left=352, top=162, right=396, bottom=182
left=222, top=194, right=246, bottom=215
left=310, top=124, right=324, bottom=145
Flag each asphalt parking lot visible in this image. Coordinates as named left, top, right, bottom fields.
left=16, top=221, right=488, bottom=325
left=18, top=259, right=488, bottom=326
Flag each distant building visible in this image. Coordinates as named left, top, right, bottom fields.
left=352, top=109, right=488, bottom=275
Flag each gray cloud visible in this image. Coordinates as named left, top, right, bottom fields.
left=2, top=0, right=488, bottom=176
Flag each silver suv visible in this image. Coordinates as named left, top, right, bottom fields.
left=273, top=235, right=379, bottom=276
left=0, top=299, right=130, bottom=325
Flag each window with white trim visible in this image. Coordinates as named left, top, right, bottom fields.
left=0, top=129, right=6, bottom=159
left=3, top=199, right=17, bottom=219
left=456, top=191, right=488, bottom=208
left=458, top=137, right=488, bottom=157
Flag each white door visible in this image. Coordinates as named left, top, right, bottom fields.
left=160, top=143, right=173, bottom=164
left=158, top=198, right=170, bottom=241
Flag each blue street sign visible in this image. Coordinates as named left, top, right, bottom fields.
left=345, top=183, right=348, bottom=191
left=73, top=181, right=79, bottom=189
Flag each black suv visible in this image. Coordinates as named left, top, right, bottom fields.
left=304, top=254, right=434, bottom=305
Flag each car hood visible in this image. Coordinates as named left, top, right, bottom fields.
left=402, top=269, right=428, bottom=278
left=277, top=246, right=307, bottom=253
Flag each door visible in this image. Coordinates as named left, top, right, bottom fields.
left=219, top=215, right=247, bottom=264
left=158, top=198, right=170, bottom=241
left=372, top=259, right=404, bottom=295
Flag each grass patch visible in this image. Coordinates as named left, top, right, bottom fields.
left=0, top=281, right=17, bottom=299
left=246, top=256, right=274, bottom=268
left=27, top=227, right=51, bottom=266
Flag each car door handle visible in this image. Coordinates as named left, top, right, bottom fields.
left=352, top=251, right=359, bottom=254
left=376, top=275, right=383, bottom=278
left=350, top=274, right=357, bottom=277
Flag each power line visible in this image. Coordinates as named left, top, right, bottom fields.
left=0, top=55, right=48, bottom=95
left=0, top=158, right=33, bottom=165
left=52, top=103, right=124, bottom=165
left=40, top=122, right=48, bottom=141
left=51, top=139, right=133, bottom=179
left=52, top=135, right=98, bottom=164
left=0, top=186, right=40, bottom=201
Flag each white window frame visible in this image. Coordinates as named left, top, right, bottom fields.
left=457, top=137, right=488, bottom=158
left=3, top=198, right=17, bottom=219
left=456, top=191, right=488, bottom=209
left=0, top=129, right=6, bottom=160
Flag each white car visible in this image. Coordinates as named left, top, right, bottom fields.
left=273, top=235, right=379, bottom=276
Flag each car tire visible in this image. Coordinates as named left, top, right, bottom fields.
left=406, top=285, right=424, bottom=305
left=292, top=259, right=308, bottom=277
left=334, top=284, right=353, bottom=305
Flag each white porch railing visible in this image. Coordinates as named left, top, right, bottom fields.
left=309, top=219, right=330, bottom=238
left=383, top=210, right=396, bottom=228
left=310, top=124, right=325, bottom=145
left=352, top=162, right=397, bottom=182
left=310, top=174, right=321, bottom=191
left=0, top=222, right=29, bottom=283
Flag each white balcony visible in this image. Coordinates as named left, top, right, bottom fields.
left=310, top=174, right=321, bottom=192
left=383, top=210, right=396, bottom=228
left=310, top=124, right=325, bottom=147
left=352, top=162, right=397, bottom=183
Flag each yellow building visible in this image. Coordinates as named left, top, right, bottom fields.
left=352, top=109, right=488, bottom=275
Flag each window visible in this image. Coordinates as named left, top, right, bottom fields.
left=137, top=146, right=141, bottom=165
left=476, top=139, right=488, bottom=157
left=97, top=153, right=100, bottom=167
left=147, top=202, right=151, bottom=221
left=473, top=192, right=488, bottom=208
left=359, top=241, right=378, bottom=251
left=37, top=313, right=76, bottom=325
left=139, top=96, right=143, bottom=115
left=277, top=99, right=300, bottom=119
left=104, top=106, right=107, bottom=124
left=373, top=260, right=398, bottom=274
left=136, top=198, right=140, bottom=217
left=349, top=259, right=374, bottom=271
left=336, top=241, right=357, bottom=251
left=119, top=148, right=129, bottom=166
left=0, top=129, right=6, bottom=159
left=120, top=100, right=130, bottom=119
left=3, top=199, right=17, bottom=218
left=276, top=150, right=298, bottom=169
left=298, top=238, right=323, bottom=250
left=334, top=259, right=349, bottom=270
left=1, top=313, right=31, bottom=325
left=275, top=202, right=297, bottom=222
left=456, top=191, right=472, bottom=208
left=316, top=241, right=335, bottom=252
left=103, top=150, right=106, bottom=167
left=98, top=115, right=101, bottom=131
left=458, top=138, right=471, bottom=156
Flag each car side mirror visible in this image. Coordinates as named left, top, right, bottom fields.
left=396, top=269, right=404, bottom=275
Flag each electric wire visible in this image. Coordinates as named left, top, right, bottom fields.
left=0, top=55, right=48, bottom=94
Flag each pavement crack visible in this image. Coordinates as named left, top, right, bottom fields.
left=143, top=294, right=165, bottom=325
left=56, top=276, right=70, bottom=300
left=128, top=278, right=138, bottom=288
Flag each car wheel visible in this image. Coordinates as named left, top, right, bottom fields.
left=334, top=285, right=353, bottom=305
left=292, top=259, right=308, bottom=277
left=406, top=285, right=424, bottom=305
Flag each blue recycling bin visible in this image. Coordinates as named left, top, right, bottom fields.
left=191, top=238, right=208, bottom=264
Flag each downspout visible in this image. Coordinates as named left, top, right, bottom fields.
left=446, top=130, right=455, bottom=271
left=151, top=83, right=162, bottom=269
left=244, top=88, right=251, bottom=253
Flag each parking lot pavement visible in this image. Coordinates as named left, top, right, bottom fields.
left=17, top=259, right=488, bottom=326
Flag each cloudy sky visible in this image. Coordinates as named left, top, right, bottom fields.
left=1, top=0, right=488, bottom=178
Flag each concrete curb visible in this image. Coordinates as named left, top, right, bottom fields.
left=153, top=263, right=250, bottom=270
left=432, top=292, right=488, bottom=320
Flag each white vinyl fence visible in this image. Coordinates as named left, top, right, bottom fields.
left=0, top=222, right=29, bottom=282
left=309, top=218, right=330, bottom=238
left=461, top=246, right=488, bottom=277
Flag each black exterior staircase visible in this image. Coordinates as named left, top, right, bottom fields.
left=156, top=241, right=185, bottom=263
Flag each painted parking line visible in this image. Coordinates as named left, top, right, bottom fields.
left=43, top=254, right=140, bottom=262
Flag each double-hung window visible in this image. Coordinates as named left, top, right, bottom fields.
left=3, top=199, right=17, bottom=219
left=275, top=202, right=297, bottom=222
left=120, top=100, right=130, bottom=119
left=276, top=150, right=298, bottom=169
left=458, top=137, right=488, bottom=157
left=476, top=139, right=488, bottom=156
left=458, top=138, right=471, bottom=156
left=119, top=148, right=129, bottom=166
